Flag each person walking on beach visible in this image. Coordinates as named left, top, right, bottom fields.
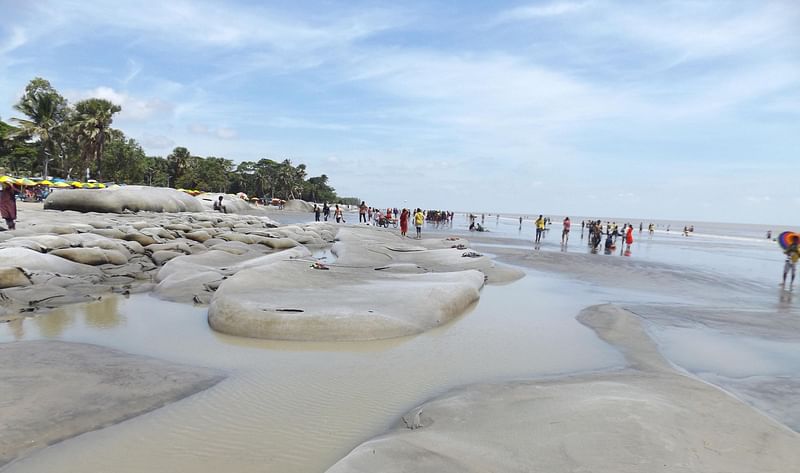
left=625, top=224, right=634, bottom=250
left=782, top=234, right=800, bottom=289
left=534, top=215, right=545, bottom=243
left=323, top=203, right=330, bottom=221
left=414, top=208, right=424, bottom=239
left=314, top=204, right=321, bottom=222
left=399, top=208, right=409, bottom=237
left=562, top=217, right=571, bottom=244
left=359, top=201, right=368, bottom=223
left=334, top=204, right=343, bottom=223
left=1, top=181, right=19, bottom=230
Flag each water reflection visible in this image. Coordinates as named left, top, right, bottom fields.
left=7, top=317, right=24, bottom=340
left=34, top=308, right=75, bottom=338
left=84, top=297, right=124, bottom=329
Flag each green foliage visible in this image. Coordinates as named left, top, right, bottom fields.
left=338, top=197, right=361, bottom=206
left=0, top=77, right=348, bottom=203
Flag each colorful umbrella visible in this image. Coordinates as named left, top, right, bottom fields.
left=97, top=183, right=106, bottom=188
left=51, top=181, right=71, bottom=188
left=39, top=180, right=53, bottom=186
left=778, top=231, right=800, bottom=250
left=70, top=181, right=84, bottom=188
left=15, top=178, right=37, bottom=186
left=84, top=182, right=97, bottom=188
left=0, top=175, right=13, bottom=183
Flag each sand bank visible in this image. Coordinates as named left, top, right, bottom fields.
left=327, top=304, right=800, bottom=472
left=0, top=340, right=223, bottom=467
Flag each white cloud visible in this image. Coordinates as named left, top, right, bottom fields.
left=0, top=26, right=27, bottom=55
left=122, top=59, right=142, bottom=86
left=188, top=123, right=238, bottom=140
left=67, top=86, right=174, bottom=121
left=494, top=1, right=588, bottom=23
left=31, top=0, right=400, bottom=52
left=139, top=133, right=175, bottom=150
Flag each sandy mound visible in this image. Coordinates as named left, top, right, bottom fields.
left=44, top=186, right=205, bottom=213
left=0, top=340, right=223, bottom=467
left=195, top=193, right=257, bottom=214
left=208, top=260, right=485, bottom=341
left=326, top=305, right=800, bottom=472
left=333, top=226, right=524, bottom=284
left=282, top=199, right=315, bottom=212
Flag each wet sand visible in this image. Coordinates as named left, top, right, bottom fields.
left=0, top=340, right=222, bottom=467
left=1, top=204, right=799, bottom=472
left=327, top=304, right=800, bottom=472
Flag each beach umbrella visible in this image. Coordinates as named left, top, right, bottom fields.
left=51, top=181, right=71, bottom=188
left=97, top=183, right=106, bottom=188
left=70, top=181, right=83, bottom=188
left=0, top=175, right=13, bottom=183
left=777, top=231, right=800, bottom=250
left=15, top=178, right=37, bottom=186
left=39, top=180, right=53, bottom=186
left=84, top=182, right=97, bottom=188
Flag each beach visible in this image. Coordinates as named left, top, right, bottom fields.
left=1, top=199, right=799, bottom=472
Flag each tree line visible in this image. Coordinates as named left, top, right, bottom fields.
left=0, top=77, right=356, bottom=203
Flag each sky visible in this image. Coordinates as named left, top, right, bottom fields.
left=1, top=0, right=798, bottom=224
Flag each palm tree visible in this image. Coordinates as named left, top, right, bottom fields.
left=73, top=98, right=121, bottom=181
left=10, top=78, right=68, bottom=178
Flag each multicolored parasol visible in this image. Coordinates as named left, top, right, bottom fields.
left=777, top=231, right=800, bottom=250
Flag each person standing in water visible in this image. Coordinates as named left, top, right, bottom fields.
left=625, top=224, right=634, bottom=250
left=534, top=215, right=545, bottom=243
left=323, top=203, right=330, bottom=221
left=414, top=208, right=424, bottom=239
left=561, top=217, right=571, bottom=244
left=782, top=234, right=800, bottom=289
left=314, top=204, right=321, bottom=221
left=1, top=181, right=19, bottom=230
left=334, top=204, right=343, bottom=223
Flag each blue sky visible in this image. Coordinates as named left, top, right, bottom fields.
left=1, top=0, right=798, bottom=224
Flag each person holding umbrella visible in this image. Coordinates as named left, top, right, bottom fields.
left=0, top=179, right=20, bottom=230
left=781, top=233, right=800, bottom=289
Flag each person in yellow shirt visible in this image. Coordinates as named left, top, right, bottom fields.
left=783, top=234, right=800, bottom=289
left=534, top=214, right=545, bottom=243
left=414, top=208, right=424, bottom=239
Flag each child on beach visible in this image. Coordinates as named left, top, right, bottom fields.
left=414, top=208, right=424, bottom=239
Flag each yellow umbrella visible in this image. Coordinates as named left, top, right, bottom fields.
left=15, top=178, right=36, bottom=186
left=84, top=182, right=97, bottom=188
left=39, top=180, right=53, bottom=186
left=97, top=183, right=106, bottom=188
left=52, top=181, right=71, bottom=188
left=70, top=181, right=84, bottom=188
left=0, top=175, right=13, bottom=183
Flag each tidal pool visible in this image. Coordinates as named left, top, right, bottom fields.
left=1, top=269, right=625, bottom=473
